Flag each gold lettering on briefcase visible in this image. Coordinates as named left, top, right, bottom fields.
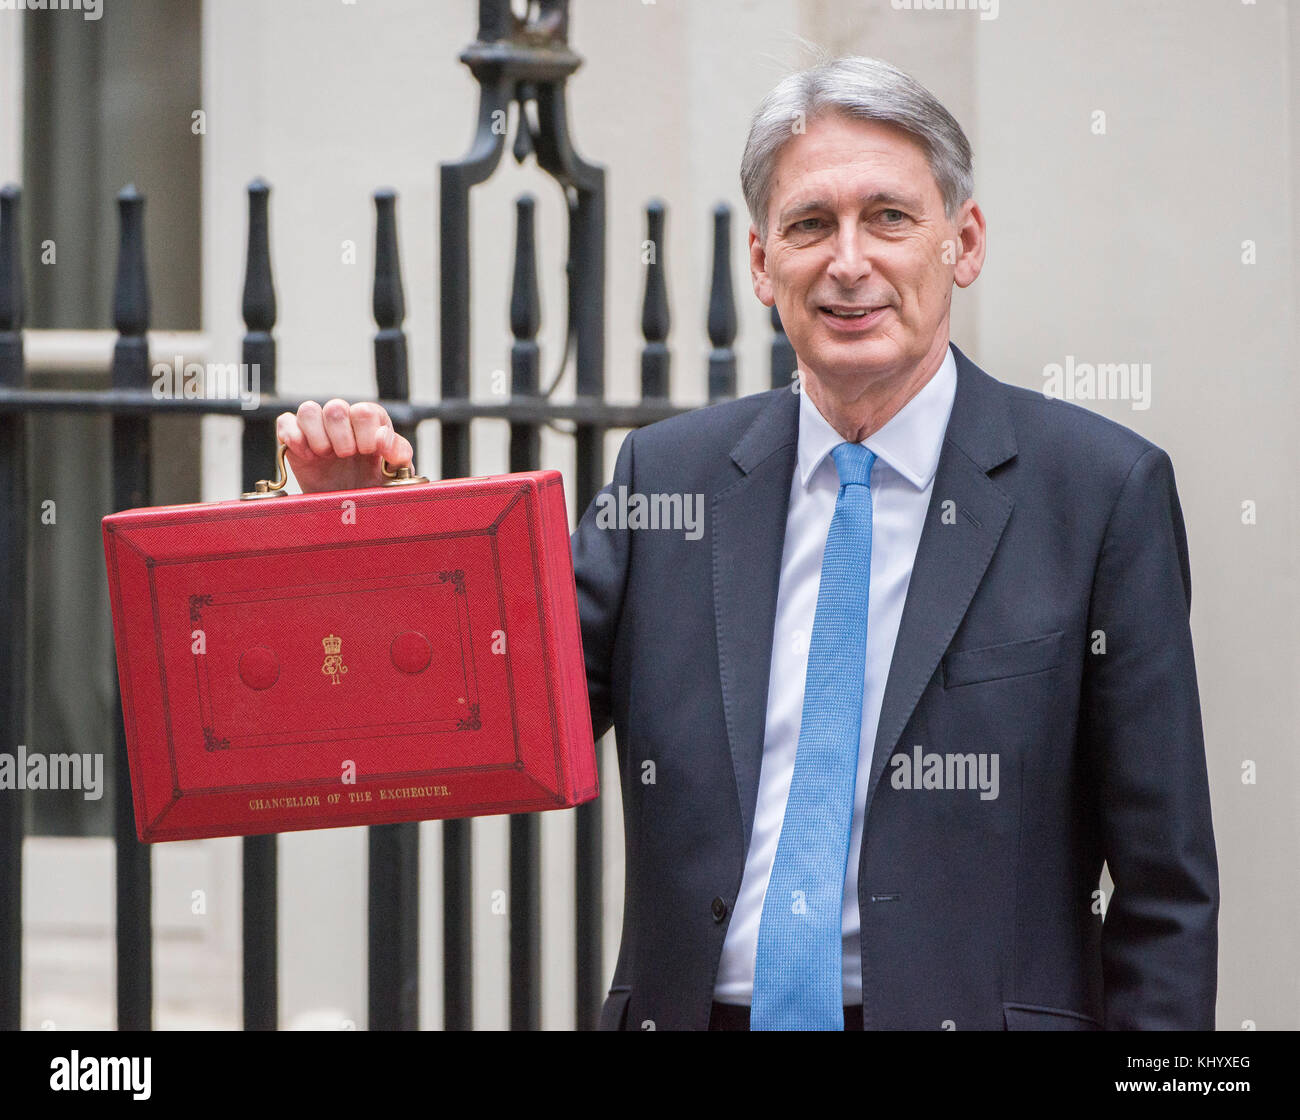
left=322, top=633, right=348, bottom=684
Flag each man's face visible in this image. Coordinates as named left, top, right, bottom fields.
left=749, top=113, right=982, bottom=390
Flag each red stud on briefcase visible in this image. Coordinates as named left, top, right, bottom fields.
left=101, top=442, right=598, bottom=843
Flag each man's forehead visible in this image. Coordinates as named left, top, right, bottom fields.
left=772, top=162, right=937, bottom=220
left=770, top=117, right=938, bottom=207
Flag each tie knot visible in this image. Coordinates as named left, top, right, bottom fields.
left=831, top=441, right=875, bottom=488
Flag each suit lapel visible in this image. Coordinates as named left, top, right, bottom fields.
left=862, top=344, right=1018, bottom=821
left=712, top=387, right=799, bottom=854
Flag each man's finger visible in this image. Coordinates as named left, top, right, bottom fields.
left=392, top=432, right=415, bottom=466
left=321, top=398, right=358, bottom=458
left=295, top=400, right=332, bottom=457
left=375, top=425, right=414, bottom=467
left=349, top=402, right=393, bottom=456
left=275, top=410, right=298, bottom=450
left=278, top=408, right=319, bottom=461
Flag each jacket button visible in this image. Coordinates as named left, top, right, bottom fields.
left=711, top=897, right=728, bottom=922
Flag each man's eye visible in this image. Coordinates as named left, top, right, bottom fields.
left=880, top=209, right=906, bottom=223
left=793, top=217, right=824, bottom=231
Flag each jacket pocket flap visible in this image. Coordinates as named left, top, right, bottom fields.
left=1003, top=1001, right=1102, bottom=1030
left=943, top=629, right=1065, bottom=689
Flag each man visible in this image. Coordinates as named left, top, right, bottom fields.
left=280, top=56, right=1218, bottom=1031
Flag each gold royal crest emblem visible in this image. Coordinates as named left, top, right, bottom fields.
left=321, top=633, right=347, bottom=684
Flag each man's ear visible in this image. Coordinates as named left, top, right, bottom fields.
left=952, top=200, right=987, bottom=289
left=749, top=224, right=775, bottom=308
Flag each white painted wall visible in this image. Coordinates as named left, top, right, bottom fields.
left=0, top=11, right=19, bottom=182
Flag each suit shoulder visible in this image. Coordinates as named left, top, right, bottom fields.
left=995, top=376, right=1168, bottom=478
left=627, top=386, right=785, bottom=458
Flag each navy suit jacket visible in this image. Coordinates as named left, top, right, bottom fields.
left=571, top=343, right=1219, bottom=1031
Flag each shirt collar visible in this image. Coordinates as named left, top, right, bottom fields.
left=797, top=343, right=958, bottom=491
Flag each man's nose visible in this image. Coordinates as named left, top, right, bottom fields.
left=825, top=223, right=872, bottom=288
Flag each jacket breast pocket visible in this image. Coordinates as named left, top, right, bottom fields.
left=942, top=629, right=1065, bottom=690
left=1003, top=1002, right=1102, bottom=1031
left=598, top=986, right=632, bottom=1031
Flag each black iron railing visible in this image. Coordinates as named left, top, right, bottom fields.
left=0, top=0, right=798, bottom=1031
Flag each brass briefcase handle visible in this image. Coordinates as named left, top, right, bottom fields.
left=240, top=440, right=429, bottom=499
left=379, top=453, right=431, bottom=486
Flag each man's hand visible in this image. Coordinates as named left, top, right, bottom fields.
left=275, top=399, right=416, bottom=494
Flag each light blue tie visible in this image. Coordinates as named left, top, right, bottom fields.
left=751, top=440, right=876, bottom=1031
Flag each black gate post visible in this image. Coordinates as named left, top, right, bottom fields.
left=438, top=2, right=513, bottom=1034
left=533, top=60, right=607, bottom=1038
left=444, top=0, right=607, bottom=1031
left=109, top=185, right=154, bottom=1031
left=507, top=193, right=542, bottom=1030
left=368, top=187, right=420, bottom=1031
left=239, top=178, right=280, bottom=1031
left=0, top=183, right=27, bottom=1032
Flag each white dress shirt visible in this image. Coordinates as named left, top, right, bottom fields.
left=712, top=343, right=958, bottom=1005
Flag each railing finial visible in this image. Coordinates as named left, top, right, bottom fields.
left=241, top=178, right=277, bottom=392
left=0, top=184, right=24, bottom=388
left=111, top=185, right=150, bottom=389
left=639, top=199, right=670, bottom=400
left=707, top=201, right=737, bottom=401
left=372, top=187, right=408, bottom=399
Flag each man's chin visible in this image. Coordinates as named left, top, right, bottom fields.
left=809, top=338, right=901, bottom=380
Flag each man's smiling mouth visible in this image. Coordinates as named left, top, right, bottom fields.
left=820, top=304, right=880, bottom=318
left=817, top=303, right=890, bottom=328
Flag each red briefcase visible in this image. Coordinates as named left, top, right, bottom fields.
left=101, top=443, right=598, bottom=843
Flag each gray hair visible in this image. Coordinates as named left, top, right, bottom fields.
left=740, top=55, right=974, bottom=240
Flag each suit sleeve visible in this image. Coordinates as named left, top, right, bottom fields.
left=570, top=428, right=636, bottom=743
left=1081, top=446, right=1219, bottom=1029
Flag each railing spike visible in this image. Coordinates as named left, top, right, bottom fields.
left=242, top=179, right=276, bottom=335
left=0, top=184, right=24, bottom=388
left=111, top=185, right=150, bottom=389
left=707, top=201, right=736, bottom=401
left=640, top=199, right=670, bottom=400
left=770, top=303, right=796, bottom=390
left=241, top=179, right=277, bottom=393
left=372, top=188, right=408, bottom=399
left=510, top=193, right=540, bottom=348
